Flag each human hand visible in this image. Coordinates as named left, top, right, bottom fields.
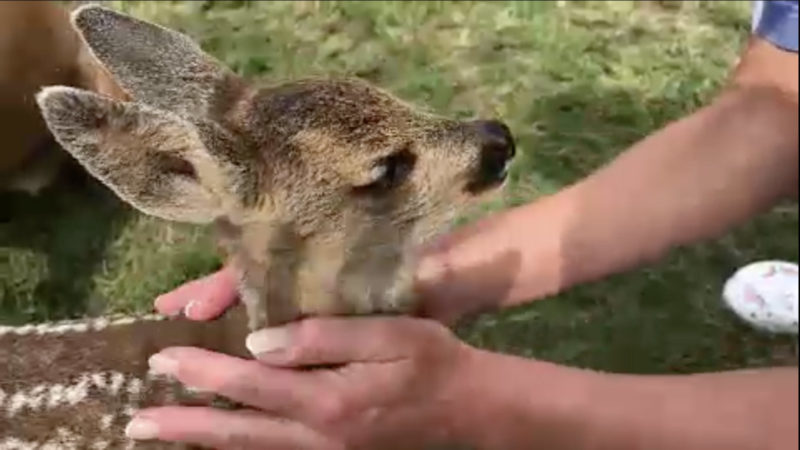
left=125, top=316, right=480, bottom=450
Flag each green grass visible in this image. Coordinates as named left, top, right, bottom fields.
left=1, top=0, right=797, bottom=374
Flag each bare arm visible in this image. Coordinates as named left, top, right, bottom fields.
left=416, top=36, right=799, bottom=320
left=458, top=348, right=799, bottom=450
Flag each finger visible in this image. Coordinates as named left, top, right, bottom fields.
left=151, top=346, right=325, bottom=418
left=154, top=265, right=239, bottom=320
left=126, top=407, right=339, bottom=450
left=245, top=316, right=447, bottom=367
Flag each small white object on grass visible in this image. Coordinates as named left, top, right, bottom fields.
left=722, top=260, right=798, bottom=335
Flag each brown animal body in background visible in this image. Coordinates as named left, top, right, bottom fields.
left=0, top=1, right=124, bottom=194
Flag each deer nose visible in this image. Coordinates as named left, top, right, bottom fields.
left=471, top=119, right=515, bottom=188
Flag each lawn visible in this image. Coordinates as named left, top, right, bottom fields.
left=1, top=0, right=797, bottom=375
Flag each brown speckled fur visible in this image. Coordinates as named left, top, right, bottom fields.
left=2, top=3, right=514, bottom=448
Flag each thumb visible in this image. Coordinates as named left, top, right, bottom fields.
left=244, top=316, right=446, bottom=367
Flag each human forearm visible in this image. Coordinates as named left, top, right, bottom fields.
left=417, top=63, right=798, bottom=317
left=548, top=83, right=798, bottom=293
left=454, top=349, right=799, bottom=450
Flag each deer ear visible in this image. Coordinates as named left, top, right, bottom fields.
left=36, top=86, right=248, bottom=223
left=70, top=4, right=242, bottom=117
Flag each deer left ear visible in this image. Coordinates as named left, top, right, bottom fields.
left=36, top=86, right=248, bottom=223
left=70, top=4, right=242, bottom=118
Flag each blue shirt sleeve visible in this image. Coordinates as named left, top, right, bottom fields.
left=751, top=1, right=799, bottom=53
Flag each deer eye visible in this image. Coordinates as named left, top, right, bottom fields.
left=352, top=147, right=416, bottom=195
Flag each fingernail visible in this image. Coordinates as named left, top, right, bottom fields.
left=183, top=300, right=199, bottom=318
left=148, top=353, right=178, bottom=376
left=184, top=385, right=212, bottom=394
left=125, top=417, right=159, bottom=440
left=154, top=295, right=180, bottom=317
left=246, top=327, right=290, bottom=356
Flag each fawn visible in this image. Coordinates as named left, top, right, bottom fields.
left=0, top=4, right=516, bottom=449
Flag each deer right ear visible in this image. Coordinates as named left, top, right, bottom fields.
left=36, top=86, right=251, bottom=224
left=70, top=4, right=243, bottom=117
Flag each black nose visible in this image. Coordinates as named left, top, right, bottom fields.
left=467, top=120, right=515, bottom=193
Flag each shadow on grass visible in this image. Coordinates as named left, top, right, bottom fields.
left=457, top=80, right=799, bottom=374
left=0, top=163, right=133, bottom=325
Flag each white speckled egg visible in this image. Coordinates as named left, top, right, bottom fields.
left=722, top=261, right=798, bottom=335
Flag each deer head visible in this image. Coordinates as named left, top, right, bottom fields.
left=36, top=4, right=516, bottom=330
